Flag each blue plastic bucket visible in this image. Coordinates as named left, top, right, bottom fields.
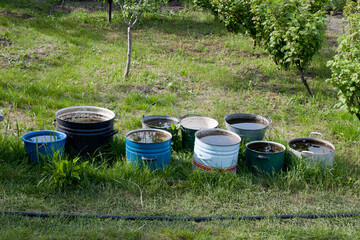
left=125, top=129, right=172, bottom=170
left=21, top=130, right=67, bottom=164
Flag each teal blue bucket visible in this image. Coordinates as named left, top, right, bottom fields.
left=125, top=129, right=172, bottom=170
left=21, top=130, right=67, bottom=164
left=224, top=102, right=271, bottom=142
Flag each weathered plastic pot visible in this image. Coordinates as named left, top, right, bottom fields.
left=125, top=129, right=172, bottom=170
left=287, top=132, right=335, bottom=168
left=180, top=116, right=218, bottom=150
left=141, top=100, right=180, bottom=134
left=21, top=130, right=67, bottom=164
left=193, top=129, right=241, bottom=174
left=246, top=141, right=285, bottom=175
left=224, top=102, right=271, bottom=142
left=54, top=106, right=118, bottom=155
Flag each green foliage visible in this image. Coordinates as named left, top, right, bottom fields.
left=115, top=0, right=167, bottom=19
left=327, top=9, right=360, bottom=121
left=193, top=0, right=216, bottom=13
left=344, top=0, right=360, bottom=16
left=212, top=0, right=257, bottom=39
left=195, top=0, right=327, bottom=95
left=251, top=0, right=327, bottom=95
left=326, top=0, right=348, bottom=12
left=305, top=0, right=332, bottom=13
left=252, top=0, right=326, bottom=70
left=170, top=123, right=181, bottom=151
left=40, top=157, right=94, bottom=189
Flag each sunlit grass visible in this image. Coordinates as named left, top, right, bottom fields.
left=0, top=0, right=360, bottom=238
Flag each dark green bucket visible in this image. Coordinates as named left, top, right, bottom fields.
left=245, top=141, right=285, bottom=175
left=180, top=116, right=218, bottom=150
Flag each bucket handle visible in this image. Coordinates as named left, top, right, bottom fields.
left=309, top=132, right=322, bottom=139
left=257, top=155, right=269, bottom=160
left=142, top=100, right=180, bottom=121
left=180, top=113, right=203, bottom=119
left=301, top=151, right=315, bottom=157
left=225, top=102, right=272, bottom=125
left=141, top=156, right=157, bottom=162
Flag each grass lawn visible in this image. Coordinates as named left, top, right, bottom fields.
left=0, top=0, right=360, bottom=239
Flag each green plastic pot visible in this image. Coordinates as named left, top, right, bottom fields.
left=245, top=141, right=285, bottom=175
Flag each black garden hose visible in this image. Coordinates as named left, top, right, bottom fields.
left=1, top=210, right=359, bottom=222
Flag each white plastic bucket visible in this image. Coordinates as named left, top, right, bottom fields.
left=193, top=129, right=241, bottom=174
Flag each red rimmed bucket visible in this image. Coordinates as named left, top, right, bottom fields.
left=193, top=129, right=241, bottom=174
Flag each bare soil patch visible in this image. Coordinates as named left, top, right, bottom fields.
left=0, top=9, right=33, bottom=19
left=50, top=0, right=184, bottom=14
left=51, top=0, right=109, bottom=14
left=0, top=38, right=12, bottom=47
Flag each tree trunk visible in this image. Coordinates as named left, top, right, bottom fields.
left=61, top=0, right=65, bottom=10
left=108, top=0, right=112, bottom=23
left=124, top=27, right=132, bottom=78
left=298, top=65, right=313, bottom=97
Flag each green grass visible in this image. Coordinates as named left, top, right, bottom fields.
left=1, top=0, right=360, bottom=239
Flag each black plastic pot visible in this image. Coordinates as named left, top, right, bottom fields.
left=54, top=106, right=117, bottom=155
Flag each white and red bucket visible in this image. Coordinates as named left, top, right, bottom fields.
left=193, top=129, right=241, bottom=174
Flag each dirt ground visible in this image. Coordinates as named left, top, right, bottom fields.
left=52, top=0, right=185, bottom=14
left=53, top=1, right=346, bottom=31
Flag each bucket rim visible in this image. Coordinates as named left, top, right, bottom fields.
left=141, top=115, right=180, bottom=128
left=180, top=116, right=219, bottom=130
left=246, top=140, right=285, bottom=154
left=224, top=102, right=272, bottom=125
left=287, top=137, right=335, bottom=154
left=55, top=106, right=115, bottom=122
left=21, top=130, right=67, bottom=144
left=195, top=128, right=241, bottom=146
left=125, top=128, right=172, bottom=144
left=224, top=113, right=271, bottom=128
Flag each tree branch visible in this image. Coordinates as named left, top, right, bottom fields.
left=297, top=63, right=313, bottom=97
left=124, top=16, right=130, bottom=27
left=130, top=10, right=143, bottom=28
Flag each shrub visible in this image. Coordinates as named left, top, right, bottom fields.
left=211, top=0, right=257, bottom=41
left=327, top=4, right=360, bottom=121
left=193, top=0, right=215, bottom=12
left=252, top=0, right=327, bottom=96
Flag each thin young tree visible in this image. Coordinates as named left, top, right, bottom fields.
left=115, top=0, right=166, bottom=78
